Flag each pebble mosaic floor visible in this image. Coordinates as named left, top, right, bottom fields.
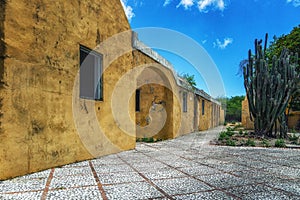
left=1, top=127, right=300, bottom=199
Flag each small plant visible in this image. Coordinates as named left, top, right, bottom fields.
left=239, top=130, right=243, bottom=135
left=245, top=139, right=256, bottom=147
left=275, top=139, right=286, bottom=148
left=223, top=122, right=227, bottom=126
left=243, top=131, right=249, bottom=136
left=226, top=127, right=235, bottom=132
left=289, top=134, right=299, bottom=144
left=227, top=131, right=235, bottom=137
left=261, top=139, right=270, bottom=147
left=226, top=139, right=236, bottom=146
left=290, top=128, right=297, bottom=133
left=136, top=137, right=155, bottom=143
left=218, top=131, right=230, bottom=141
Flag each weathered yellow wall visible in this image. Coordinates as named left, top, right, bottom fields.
left=132, top=54, right=175, bottom=140
left=198, top=97, right=212, bottom=131
left=0, top=0, right=225, bottom=180
left=177, top=89, right=196, bottom=137
left=220, top=108, right=225, bottom=125
left=0, top=0, right=135, bottom=180
left=136, top=83, right=173, bottom=140
left=241, top=97, right=254, bottom=129
left=288, top=111, right=300, bottom=130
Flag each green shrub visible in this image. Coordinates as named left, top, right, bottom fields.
left=275, top=139, right=286, bottom=148
left=289, top=134, right=299, bottom=144
left=245, top=139, right=256, bottom=147
left=227, top=131, right=235, bottom=137
left=218, top=132, right=229, bottom=141
left=140, top=137, right=154, bottom=143
left=226, top=139, right=236, bottom=146
left=290, top=128, right=296, bottom=133
left=261, top=139, right=270, bottom=147
left=226, top=127, right=235, bottom=132
left=239, top=130, right=243, bottom=135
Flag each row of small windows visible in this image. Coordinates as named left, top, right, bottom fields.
left=182, top=92, right=205, bottom=115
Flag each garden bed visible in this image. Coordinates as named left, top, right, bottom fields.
left=211, top=124, right=300, bottom=148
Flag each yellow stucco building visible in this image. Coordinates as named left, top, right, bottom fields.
left=242, top=96, right=300, bottom=130
left=0, top=0, right=224, bottom=180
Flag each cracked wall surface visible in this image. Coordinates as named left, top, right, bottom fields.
left=0, top=0, right=134, bottom=180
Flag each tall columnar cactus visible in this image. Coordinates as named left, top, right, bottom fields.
left=243, top=34, right=299, bottom=138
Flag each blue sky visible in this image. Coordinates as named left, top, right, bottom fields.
left=121, top=0, right=300, bottom=97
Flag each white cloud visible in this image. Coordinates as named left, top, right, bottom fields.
left=163, top=0, right=172, bottom=7
left=197, top=0, right=225, bottom=12
left=176, top=0, right=195, bottom=10
left=213, top=38, right=233, bottom=49
left=202, top=40, right=207, bottom=44
left=120, top=0, right=135, bottom=22
left=175, top=0, right=226, bottom=12
left=287, top=0, right=300, bottom=7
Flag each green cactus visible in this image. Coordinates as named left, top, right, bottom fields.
left=243, top=34, right=299, bottom=138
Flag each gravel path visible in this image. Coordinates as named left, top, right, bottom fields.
left=1, top=126, right=300, bottom=200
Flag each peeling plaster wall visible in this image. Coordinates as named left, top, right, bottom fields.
left=134, top=56, right=176, bottom=140
left=0, top=0, right=133, bottom=180
left=1, top=0, right=225, bottom=180
left=136, top=83, right=173, bottom=140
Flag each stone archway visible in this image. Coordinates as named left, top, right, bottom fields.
left=135, top=66, right=177, bottom=140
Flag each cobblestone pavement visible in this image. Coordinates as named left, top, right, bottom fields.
left=1, top=126, right=300, bottom=200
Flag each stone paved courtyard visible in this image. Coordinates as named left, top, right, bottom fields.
left=1, top=126, right=300, bottom=200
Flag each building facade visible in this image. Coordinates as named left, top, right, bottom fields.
left=0, top=0, right=224, bottom=180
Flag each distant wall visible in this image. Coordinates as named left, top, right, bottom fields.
left=241, top=97, right=254, bottom=129
left=288, top=111, right=300, bottom=130
left=242, top=96, right=300, bottom=130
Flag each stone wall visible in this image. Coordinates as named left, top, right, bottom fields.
left=0, top=0, right=134, bottom=180
left=0, top=0, right=225, bottom=180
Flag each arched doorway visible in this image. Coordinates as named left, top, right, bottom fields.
left=135, top=66, right=177, bottom=140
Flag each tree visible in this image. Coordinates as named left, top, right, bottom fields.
left=216, top=96, right=245, bottom=123
left=181, top=73, right=197, bottom=88
left=243, top=34, right=299, bottom=138
left=266, top=25, right=300, bottom=116
left=267, top=25, right=300, bottom=67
